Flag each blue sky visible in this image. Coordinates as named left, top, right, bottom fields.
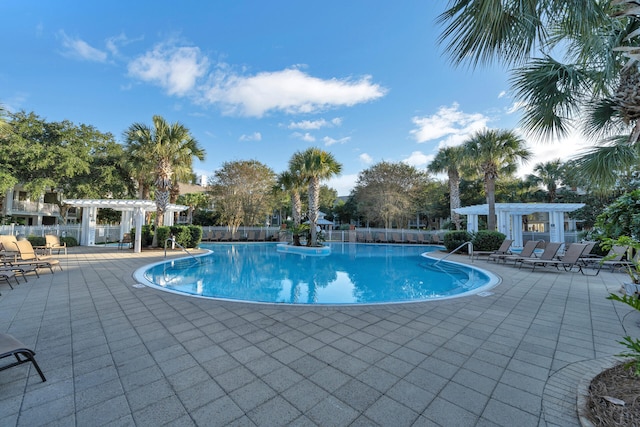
left=1, top=1, right=586, bottom=195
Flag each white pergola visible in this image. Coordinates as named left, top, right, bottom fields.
left=62, top=199, right=188, bottom=253
left=453, top=203, right=585, bottom=247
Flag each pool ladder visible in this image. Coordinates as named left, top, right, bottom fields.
left=434, top=241, right=474, bottom=265
left=164, top=237, right=200, bottom=263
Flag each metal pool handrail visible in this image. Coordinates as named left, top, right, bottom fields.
left=434, top=241, right=474, bottom=265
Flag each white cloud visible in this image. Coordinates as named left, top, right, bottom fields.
left=202, top=68, right=387, bottom=117
left=293, top=132, right=315, bottom=142
left=128, top=43, right=209, bottom=96
left=498, top=90, right=507, bottom=99
left=403, top=151, right=433, bottom=167
left=359, top=153, right=373, bottom=164
left=327, top=173, right=358, bottom=196
left=506, top=101, right=526, bottom=115
left=239, top=132, right=262, bottom=142
left=519, top=129, right=592, bottom=177
left=323, top=136, right=350, bottom=146
left=409, top=103, right=490, bottom=144
left=58, top=31, right=107, bottom=62
left=287, top=117, right=342, bottom=130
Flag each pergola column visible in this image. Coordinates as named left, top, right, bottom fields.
left=466, top=214, right=479, bottom=233
left=133, top=207, right=145, bottom=253
left=80, top=207, right=97, bottom=246
left=549, top=211, right=565, bottom=243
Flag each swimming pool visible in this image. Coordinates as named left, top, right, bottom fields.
left=135, top=243, right=500, bottom=305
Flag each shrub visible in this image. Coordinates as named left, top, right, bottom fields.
left=27, top=236, right=45, bottom=247
left=156, top=226, right=171, bottom=246
left=472, top=231, right=507, bottom=252
left=187, top=225, right=202, bottom=247
left=443, top=231, right=472, bottom=252
left=61, top=236, right=78, bottom=247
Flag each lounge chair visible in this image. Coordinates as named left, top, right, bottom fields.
left=246, top=231, right=256, bottom=241
left=0, top=270, right=18, bottom=293
left=519, top=242, right=591, bottom=273
left=513, top=242, right=563, bottom=268
left=9, top=240, right=62, bottom=274
left=587, top=245, right=631, bottom=273
left=431, top=234, right=441, bottom=245
left=0, top=235, right=20, bottom=262
left=406, top=234, right=417, bottom=244
left=375, top=232, right=388, bottom=243
left=392, top=233, right=403, bottom=243
left=489, top=240, right=539, bottom=264
left=44, top=235, right=67, bottom=255
left=474, top=239, right=513, bottom=261
left=0, top=333, right=46, bottom=382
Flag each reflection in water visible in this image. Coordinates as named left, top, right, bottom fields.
left=143, top=243, right=493, bottom=304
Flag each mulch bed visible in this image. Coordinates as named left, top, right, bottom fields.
left=586, top=362, right=640, bottom=426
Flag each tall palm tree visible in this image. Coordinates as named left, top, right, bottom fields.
left=438, top=0, right=640, bottom=187
left=125, top=115, right=204, bottom=243
left=276, top=170, right=304, bottom=226
left=463, top=129, right=532, bottom=231
left=531, top=159, right=563, bottom=202
left=289, top=148, right=342, bottom=247
left=428, top=145, right=466, bottom=230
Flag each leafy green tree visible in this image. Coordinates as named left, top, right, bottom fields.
left=438, top=0, right=640, bottom=188
left=289, top=148, right=342, bottom=246
left=595, top=189, right=640, bottom=239
left=1, top=111, right=134, bottom=212
left=353, top=161, right=430, bottom=229
left=463, top=129, right=532, bottom=231
left=124, top=115, right=205, bottom=242
left=428, top=145, right=466, bottom=229
left=210, top=160, right=276, bottom=230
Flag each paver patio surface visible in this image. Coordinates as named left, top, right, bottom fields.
left=0, top=245, right=634, bottom=426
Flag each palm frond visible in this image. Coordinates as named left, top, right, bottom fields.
left=572, top=135, right=640, bottom=187
left=511, top=56, right=590, bottom=138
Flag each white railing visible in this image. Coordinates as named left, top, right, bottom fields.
left=11, top=201, right=60, bottom=215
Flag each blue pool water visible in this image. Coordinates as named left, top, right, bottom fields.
left=135, top=243, right=499, bottom=305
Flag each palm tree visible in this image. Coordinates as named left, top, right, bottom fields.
left=437, top=0, right=640, bottom=187
left=428, top=145, right=466, bottom=230
left=531, top=159, right=563, bottom=202
left=463, top=129, right=532, bottom=231
left=125, top=115, right=204, bottom=244
left=276, top=170, right=304, bottom=227
left=289, top=148, right=342, bottom=247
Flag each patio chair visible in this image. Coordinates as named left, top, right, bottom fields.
left=43, top=235, right=67, bottom=255
left=406, top=234, right=417, bottom=244
left=519, top=242, right=591, bottom=274
left=0, top=235, right=19, bottom=262
left=474, top=239, right=513, bottom=261
left=489, top=240, right=539, bottom=264
left=0, top=333, right=46, bottom=382
left=9, top=240, right=62, bottom=274
left=118, top=233, right=132, bottom=250
left=513, top=242, right=563, bottom=268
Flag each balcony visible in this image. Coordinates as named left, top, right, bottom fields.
left=11, top=201, right=60, bottom=216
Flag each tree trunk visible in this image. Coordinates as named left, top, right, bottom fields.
left=485, top=174, right=497, bottom=231
left=308, top=177, right=320, bottom=246
left=449, top=170, right=462, bottom=230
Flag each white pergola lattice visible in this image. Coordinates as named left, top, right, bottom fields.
left=62, top=199, right=188, bottom=253
left=453, top=203, right=585, bottom=246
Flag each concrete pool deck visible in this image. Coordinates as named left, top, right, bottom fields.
left=0, top=245, right=634, bottom=426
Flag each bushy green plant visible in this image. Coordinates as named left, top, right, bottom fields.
left=607, top=293, right=640, bottom=376
left=156, top=226, right=171, bottom=246
left=472, top=230, right=507, bottom=252
left=187, top=225, right=202, bottom=247
left=443, top=230, right=472, bottom=252
left=60, top=236, right=78, bottom=247
left=27, top=236, right=45, bottom=247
